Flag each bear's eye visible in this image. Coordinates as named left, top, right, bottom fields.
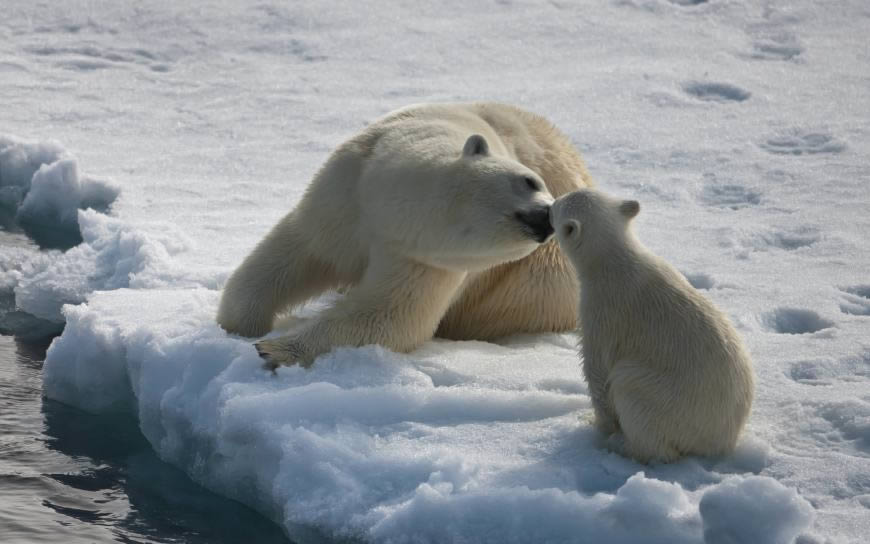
left=562, top=223, right=576, bottom=237
left=524, top=176, right=539, bottom=191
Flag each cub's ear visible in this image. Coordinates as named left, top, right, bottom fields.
left=462, top=134, right=489, bottom=157
left=619, top=199, right=640, bottom=219
left=561, top=219, right=581, bottom=239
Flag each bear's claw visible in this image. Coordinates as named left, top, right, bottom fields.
left=255, top=342, right=280, bottom=371
left=254, top=337, right=310, bottom=369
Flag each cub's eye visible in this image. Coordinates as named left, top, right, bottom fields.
left=524, top=176, right=540, bottom=191
left=562, top=223, right=576, bottom=237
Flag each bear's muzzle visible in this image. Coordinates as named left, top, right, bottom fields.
left=516, top=206, right=554, bottom=243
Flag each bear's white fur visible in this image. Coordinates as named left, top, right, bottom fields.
left=217, top=103, right=591, bottom=366
left=551, top=189, right=754, bottom=463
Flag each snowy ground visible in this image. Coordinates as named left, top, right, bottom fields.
left=2, top=1, right=869, bottom=542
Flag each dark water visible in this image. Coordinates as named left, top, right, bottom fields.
left=0, top=194, right=85, bottom=250
left=0, top=229, right=293, bottom=543
left=0, top=332, right=292, bottom=543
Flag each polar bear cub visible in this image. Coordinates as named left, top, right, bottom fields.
left=551, top=189, right=754, bottom=463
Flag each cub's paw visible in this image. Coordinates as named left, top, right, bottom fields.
left=593, top=413, right=620, bottom=435
left=255, top=336, right=310, bottom=370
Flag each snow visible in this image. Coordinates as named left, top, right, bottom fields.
left=699, top=476, right=815, bottom=544
left=0, top=135, right=119, bottom=248
left=1, top=0, right=869, bottom=542
left=40, top=289, right=812, bottom=543
left=11, top=209, right=217, bottom=323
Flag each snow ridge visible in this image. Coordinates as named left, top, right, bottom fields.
left=0, top=135, right=119, bottom=249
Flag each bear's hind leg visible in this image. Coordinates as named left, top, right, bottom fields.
left=436, top=241, right=578, bottom=340
left=619, top=419, right=681, bottom=464
left=609, top=362, right=682, bottom=463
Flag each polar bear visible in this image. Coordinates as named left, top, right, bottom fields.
left=217, top=103, right=592, bottom=366
left=550, top=189, right=754, bottom=463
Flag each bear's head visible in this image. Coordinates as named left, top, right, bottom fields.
left=550, top=189, right=640, bottom=273
left=421, top=134, right=555, bottom=270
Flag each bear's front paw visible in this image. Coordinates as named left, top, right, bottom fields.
left=255, top=336, right=311, bottom=370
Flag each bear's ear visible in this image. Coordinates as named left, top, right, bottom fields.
left=462, top=134, right=489, bottom=157
left=619, top=199, right=640, bottom=219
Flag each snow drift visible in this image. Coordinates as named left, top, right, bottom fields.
left=0, top=135, right=119, bottom=249
left=41, top=287, right=814, bottom=544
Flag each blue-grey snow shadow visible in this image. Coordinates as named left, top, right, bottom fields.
left=0, top=136, right=119, bottom=250
left=493, top=424, right=769, bottom=495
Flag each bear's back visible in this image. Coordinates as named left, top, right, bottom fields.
left=370, top=102, right=592, bottom=197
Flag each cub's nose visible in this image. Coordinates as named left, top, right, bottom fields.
left=516, top=206, right=554, bottom=243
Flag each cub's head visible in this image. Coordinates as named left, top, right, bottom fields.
left=550, top=189, right=640, bottom=271
left=433, top=134, right=554, bottom=269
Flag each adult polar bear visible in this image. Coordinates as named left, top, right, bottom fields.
left=218, top=103, right=592, bottom=366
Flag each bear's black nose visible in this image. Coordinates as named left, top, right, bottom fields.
left=516, top=206, right=554, bottom=243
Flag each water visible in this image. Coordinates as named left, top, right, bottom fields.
left=0, top=328, right=291, bottom=543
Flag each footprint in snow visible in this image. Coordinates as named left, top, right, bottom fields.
left=788, top=351, right=870, bottom=385
left=683, top=81, right=751, bottom=103
left=742, top=27, right=804, bottom=62
left=701, top=183, right=763, bottom=210
left=750, top=226, right=820, bottom=251
left=750, top=39, right=804, bottom=61
left=789, top=360, right=835, bottom=386
left=816, top=400, right=870, bottom=454
left=26, top=45, right=173, bottom=73
left=762, top=307, right=834, bottom=335
left=760, top=129, right=846, bottom=155
left=839, top=286, right=870, bottom=316
left=682, top=272, right=715, bottom=290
